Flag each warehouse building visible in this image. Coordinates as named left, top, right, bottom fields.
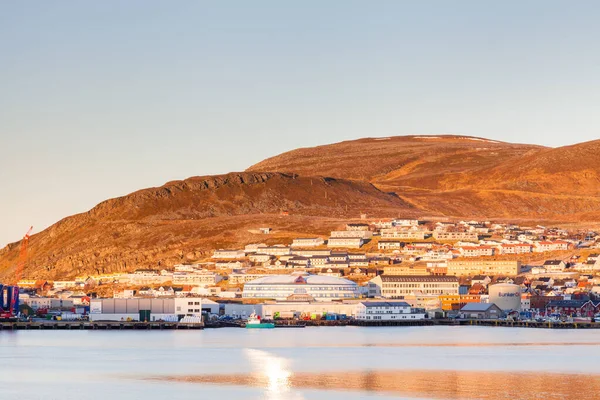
left=89, top=297, right=218, bottom=322
left=460, top=303, right=503, bottom=319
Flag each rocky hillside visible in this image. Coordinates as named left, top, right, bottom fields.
left=249, top=136, right=600, bottom=220
left=0, top=172, right=411, bottom=280
left=3, top=135, right=600, bottom=281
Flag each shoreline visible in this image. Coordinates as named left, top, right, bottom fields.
left=2, top=318, right=600, bottom=330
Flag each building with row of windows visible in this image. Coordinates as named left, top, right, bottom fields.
left=242, top=272, right=360, bottom=302
left=446, top=260, right=522, bottom=276
left=367, top=275, right=459, bottom=298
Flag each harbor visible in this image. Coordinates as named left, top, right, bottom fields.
left=4, top=318, right=600, bottom=330
left=0, top=321, right=204, bottom=330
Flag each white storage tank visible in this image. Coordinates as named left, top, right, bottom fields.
left=488, top=283, right=521, bottom=311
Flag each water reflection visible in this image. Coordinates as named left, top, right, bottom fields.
left=245, top=349, right=303, bottom=399
left=156, top=369, right=600, bottom=400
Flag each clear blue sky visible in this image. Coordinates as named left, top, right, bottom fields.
left=1, top=1, right=599, bottom=247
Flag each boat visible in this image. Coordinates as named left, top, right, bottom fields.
left=245, top=312, right=274, bottom=329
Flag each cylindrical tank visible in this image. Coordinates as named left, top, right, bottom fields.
left=489, top=283, right=521, bottom=311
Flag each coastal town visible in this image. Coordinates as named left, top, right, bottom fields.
left=4, top=217, right=600, bottom=326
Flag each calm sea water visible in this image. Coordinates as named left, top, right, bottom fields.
left=2, top=326, right=600, bottom=400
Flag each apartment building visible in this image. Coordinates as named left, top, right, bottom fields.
left=446, top=260, right=523, bottom=276
left=368, top=275, right=459, bottom=298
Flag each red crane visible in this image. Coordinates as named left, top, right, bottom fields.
left=14, top=226, right=33, bottom=284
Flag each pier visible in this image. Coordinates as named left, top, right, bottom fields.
left=3, top=319, right=600, bottom=330
left=0, top=321, right=204, bottom=330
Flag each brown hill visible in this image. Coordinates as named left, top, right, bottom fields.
left=3, top=135, right=600, bottom=281
left=248, top=136, right=600, bottom=220
left=0, top=172, right=411, bottom=281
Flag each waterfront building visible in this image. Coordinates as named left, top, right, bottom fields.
left=368, top=275, right=459, bottom=298
left=355, top=301, right=425, bottom=321
left=242, top=272, right=360, bottom=302
left=89, top=297, right=218, bottom=321
left=446, top=260, right=522, bottom=276
left=545, top=300, right=597, bottom=317
left=20, top=296, right=75, bottom=311
left=460, top=303, right=503, bottom=319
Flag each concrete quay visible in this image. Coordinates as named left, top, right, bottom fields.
left=0, top=321, right=204, bottom=330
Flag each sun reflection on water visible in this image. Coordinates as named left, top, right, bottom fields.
left=245, top=349, right=303, bottom=399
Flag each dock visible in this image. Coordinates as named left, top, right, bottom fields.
left=0, top=321, right=204, bottom=330
left=3, top=319, right=599, bottom=330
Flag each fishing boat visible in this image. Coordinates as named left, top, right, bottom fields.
left=245, top=312, right=274, bottom=329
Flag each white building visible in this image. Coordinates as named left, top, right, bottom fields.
left=128, top=270, right=172, bottom=285
left=378, top=240, right=404, bottom=250
left=228, top=273, right=269, bottom=285
left=380, top=230, right=427, bottom=240
left=291, top=238, right=325, bottom=248
left=330, top=230, right=373, bottom=239
left=52, top=281, right=78, bottom=290
left=327, top=237, right=364, bottom=248
left=242, top=272, right=360, bottom=302
left=89, top=297, right=218, bottom=322
left=172, top=269, right=222, bottom=286
left=393, top=219, right=420, bottom=227
left=433, top=232, right=479, bottom=241
left=355, top=301, right=426, bottom=321
left=368, top=275, right=459, bottom=298
left=21, top=297, right=75, bottom=311
left=256, top=245, right=292, bottom=256
left=212, top=249, right=246, bottom=259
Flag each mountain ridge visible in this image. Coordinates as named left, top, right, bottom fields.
left=2, top=135, right=600, bottom=280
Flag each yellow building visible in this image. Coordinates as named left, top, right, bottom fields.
left=439, top=294, right=482, bottom=311
left=17, top=279, right=38, bottom=288
left=446, top=260, right=522, bottom=277
left=383, top=265, right=430, bottom=276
